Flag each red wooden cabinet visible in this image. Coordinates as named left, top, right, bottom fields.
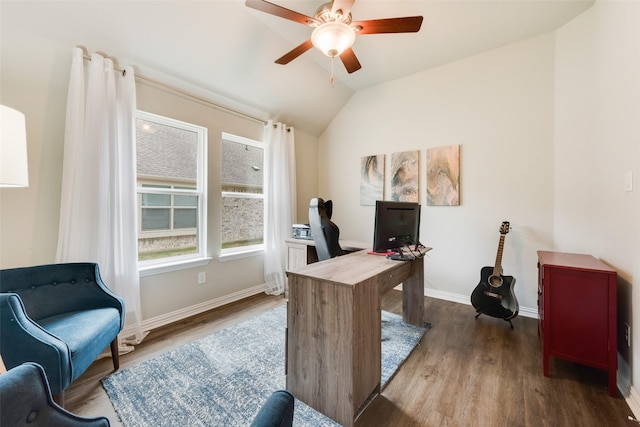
left=537, top=251, right=617, bottom=397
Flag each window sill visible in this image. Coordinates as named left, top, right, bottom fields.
left=139, top=256, right=212, bottom=277
left=218, top=247, right=264, bottom=262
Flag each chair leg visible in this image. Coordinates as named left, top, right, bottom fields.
left=110, top=338, right=120, bottom=371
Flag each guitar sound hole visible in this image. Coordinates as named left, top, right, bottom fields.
left=489, top=275, right=503, bottom=287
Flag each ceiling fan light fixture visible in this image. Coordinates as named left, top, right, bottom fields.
left=311, top=21, right=355, bottom=58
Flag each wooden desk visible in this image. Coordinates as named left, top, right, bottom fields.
left=286, top=249, right=429, bottom=426
left=285, top=238, right=369, bottom=270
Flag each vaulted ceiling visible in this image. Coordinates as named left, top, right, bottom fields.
left=2, top=0, right=594, bottom=136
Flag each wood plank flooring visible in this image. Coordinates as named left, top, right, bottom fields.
left=66, top=291, right=635, bottom=426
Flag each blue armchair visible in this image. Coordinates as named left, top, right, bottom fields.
left=0, top=362, right=110, bottom=426
left=0, top=263, right=124, bottom=405
left=250, top=390, right=295, bottom=427
left=0, top=362, right=293, bottom=427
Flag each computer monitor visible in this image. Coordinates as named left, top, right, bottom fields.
left=372, top=201, right=421, bottom=253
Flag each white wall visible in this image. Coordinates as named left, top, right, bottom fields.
left=553, top=0, right=640, bottom=408
left=135, top=84, right=319, bottom=320
left=0, top=19, right=319, bottom=324
left=0, top=24, right=70, bottom=267
left=134, top=81, right=267, bottom=321
left=3, top=0, right=638, bottom=410
left=293, top=129, right=319, bottom=224
left=319, top=33, right=556, bottom=314
left=318, top=0, right=640, bottom=410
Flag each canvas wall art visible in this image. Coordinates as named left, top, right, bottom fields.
left=427, top=145, right=460, bottom=206
left=360, top=154, right=385, bottom=205
left=390, top=150, right=419, bottom=203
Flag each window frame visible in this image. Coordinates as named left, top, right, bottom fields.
left=136, top=110, right=210, bottom=276
left=219, top=132, right=265, bottom=261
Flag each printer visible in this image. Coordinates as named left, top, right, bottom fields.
left=292, top=224, right=313, bottom=240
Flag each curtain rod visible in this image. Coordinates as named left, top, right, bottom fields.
left=82, top=54, right=267, bottom=126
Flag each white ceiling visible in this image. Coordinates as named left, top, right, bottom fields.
left=2, top=0, right=594, bottom=136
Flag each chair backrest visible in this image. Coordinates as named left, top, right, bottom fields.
left=0, top=362, right=110, bottom=426
left=0, top=263, right=121, bottom=322
left=308, top=198, right=342, bottom=261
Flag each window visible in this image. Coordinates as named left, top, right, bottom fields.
left=136, top=111, right=208, bottom=271
left=140, top=184, right=197, bottom=232
left=220, top=133, right=264, bottom=256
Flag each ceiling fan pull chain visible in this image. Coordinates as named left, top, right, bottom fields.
left=330, top=56, right=335, bottom=86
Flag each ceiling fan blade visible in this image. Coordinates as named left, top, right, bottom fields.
left=340, top=48, right=362, bottom=74
left=275, top=39, right=314, bottom=65
left=245, top=0, right=318, bottom=26
left=331, top=0, right=355, bottom=17
left=352, top=16, right=423, bottom=35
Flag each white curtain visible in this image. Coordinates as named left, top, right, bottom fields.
left=56, top=47, right=145, bottom=349
left=263, top=121, right=296, bottom=295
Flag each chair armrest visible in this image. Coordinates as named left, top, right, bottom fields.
left=0, top=293, right=72, bottom=394
left=92, top=264, right=126, bottom=329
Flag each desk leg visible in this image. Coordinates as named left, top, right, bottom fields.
left=402, top=257, right=424, bottom=327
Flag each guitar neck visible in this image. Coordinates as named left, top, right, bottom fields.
left=493, top=235, right=506, bottom=276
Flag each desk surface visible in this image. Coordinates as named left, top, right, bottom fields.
left=286, top=248, right=428, bottom=286
left=285, top=237, right=370, bottom=252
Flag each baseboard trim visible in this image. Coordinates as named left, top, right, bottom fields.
left=424, top=288, right=538, bottom=319
left=627, top=386, right=640, bottom=420
left=619, top=356, right=640, bottom=419
left=123, top=286, right=540, bottom=337
left=120, top=283, right=267, bottom=337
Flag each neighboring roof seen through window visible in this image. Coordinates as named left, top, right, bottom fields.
left=137, top=119, right=197, bottom=181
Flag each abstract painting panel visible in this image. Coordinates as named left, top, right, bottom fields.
left=427, top=145, right=460, bottom=206
left=390, top=150, right=419, bottom=203
left=360, top=154, right=385, bottom=206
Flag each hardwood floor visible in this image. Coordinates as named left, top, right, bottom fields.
left=66, top=291, right=635, bottom=426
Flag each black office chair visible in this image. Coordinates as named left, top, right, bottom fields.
left=308, top=198, right=343, bottom=261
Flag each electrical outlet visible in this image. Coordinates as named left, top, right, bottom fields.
left=198, top=272, right=206, bottom=285
left=624, top=171, right=633, bottom=192
left=625, top=323, right=631, bottom=347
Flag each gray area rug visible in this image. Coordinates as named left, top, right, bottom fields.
left=102, top=305, right=428, bottom=426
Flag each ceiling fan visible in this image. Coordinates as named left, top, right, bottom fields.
left=245, top=0, right=423, bottom=74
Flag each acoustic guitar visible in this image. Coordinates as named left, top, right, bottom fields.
left=471, top=221, right=519, bottom=326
